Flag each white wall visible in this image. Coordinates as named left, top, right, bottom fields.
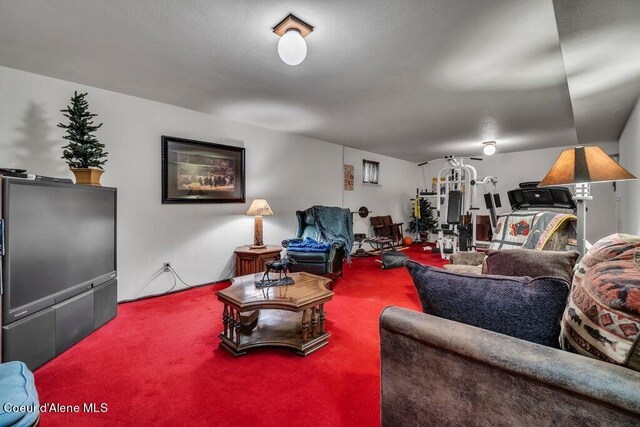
left=0, top=66, right=416, bottom=300
left=619, top=97, right=640, bottom=236
left=418, top=143, right=620, bottom=244
left=342, top=147, right=418, bottom=237
left=5, top=64, right=628, bottom=302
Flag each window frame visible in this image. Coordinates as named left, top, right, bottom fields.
left=362, top=159, right=380, bottom=185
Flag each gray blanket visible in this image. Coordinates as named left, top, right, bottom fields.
left=296, top=205, right=354, bottom=262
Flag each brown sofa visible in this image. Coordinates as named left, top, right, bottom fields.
left=380, top=306, right=640, bottom=426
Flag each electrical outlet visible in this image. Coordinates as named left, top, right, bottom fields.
left=163, top=262, right=171, bottom=273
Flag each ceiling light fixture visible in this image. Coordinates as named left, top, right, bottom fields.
left=483, top=141, right=497, bottom=156
left=273, top=14, right=314, bottom=66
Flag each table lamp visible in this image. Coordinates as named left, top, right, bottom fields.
left=246, top=199, right=273, bottom=249
left=539, top=145, right=636, bottom=257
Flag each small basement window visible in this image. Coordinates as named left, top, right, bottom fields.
left=362, top=159, right=379, bottom=184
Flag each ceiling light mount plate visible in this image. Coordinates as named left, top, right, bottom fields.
left=273, top=14, right=314, bottom=38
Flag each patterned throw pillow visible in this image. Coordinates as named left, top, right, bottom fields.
left=560, top=234, right=640, bottom=371
left=406, top=260, right=570, bottom=348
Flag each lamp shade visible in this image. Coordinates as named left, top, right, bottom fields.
left=245, top=199, right=273, bottom=216
left=539, top=146, right=636, bottom=187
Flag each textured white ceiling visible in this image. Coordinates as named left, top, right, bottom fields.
left=0, top=0, right=600, bottom=161
left=553, top=0, right=640, bottom=146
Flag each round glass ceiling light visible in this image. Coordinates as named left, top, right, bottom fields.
left=483, top=141, right=497, bottom=156
left=278, top=29, right=307, bottom=66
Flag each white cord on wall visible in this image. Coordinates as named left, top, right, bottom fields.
left=123, top=261, right=236, bottom=303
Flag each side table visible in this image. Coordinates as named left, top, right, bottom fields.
left=234, top=245, right=282, bottom=276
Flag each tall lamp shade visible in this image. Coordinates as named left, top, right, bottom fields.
left=539, top=146, right=636, bottom=186
left=539, top=146, right=636, bottom=257
left=246, top=199, right=273, bottom=249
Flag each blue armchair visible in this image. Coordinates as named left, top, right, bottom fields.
left=282, top=206, right=353, bottom=284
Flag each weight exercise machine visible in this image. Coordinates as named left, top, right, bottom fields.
left=478, top=175, right=501, bottom=243
left=351, top=206, right=372, bottom=257
left=418, top=156, right=500, bottom=259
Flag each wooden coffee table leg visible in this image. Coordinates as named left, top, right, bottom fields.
left=311, top=307, right=318, bottom=337
left=302, top=309, right=310, bottom=342
left=319, top=304, right=326, bottom=334
left=228, top=307, right=236, bottom=341
left=234, top=310, right=241, bottom=346
left=222, top=304, right=229, bottom=338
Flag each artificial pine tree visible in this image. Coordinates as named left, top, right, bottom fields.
left=58, top=91, right=108, bottom=169
left=408, top=197, right=437, bottom=236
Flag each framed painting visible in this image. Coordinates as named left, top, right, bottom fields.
left=161, top=136, right=245, bottom=204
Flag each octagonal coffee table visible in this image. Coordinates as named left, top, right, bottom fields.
left=216, top=272, right=334, bottom=356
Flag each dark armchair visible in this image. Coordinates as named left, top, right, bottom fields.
left=371, top=215, right=404, bottom=246
left=282, top=206, right=353, bottom=283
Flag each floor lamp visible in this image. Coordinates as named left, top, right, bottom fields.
left=539, top=146, right=636, bottom=258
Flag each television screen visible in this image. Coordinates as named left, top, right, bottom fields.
left=3, top=180, right=116, bottom=320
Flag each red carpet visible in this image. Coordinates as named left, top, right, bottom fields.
left=34, top=245, right=446, bottom=426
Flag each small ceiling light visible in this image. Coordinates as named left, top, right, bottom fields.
left=273, top=14, right=314, bottom=66
left=278, top=29, right=306, bottom=66
left=483, top=141, right=497, bottom=156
